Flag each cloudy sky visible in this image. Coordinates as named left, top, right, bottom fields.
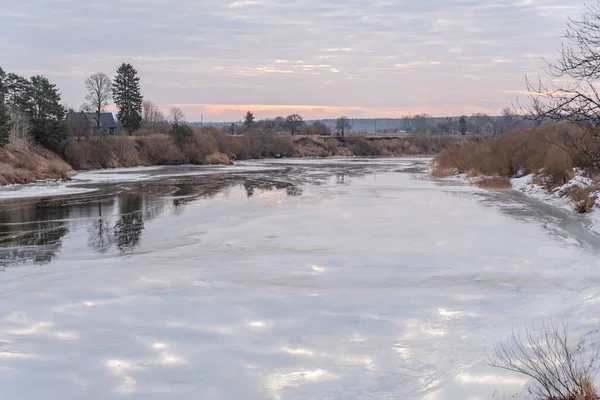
left=1, top=0, right=585, bottom=121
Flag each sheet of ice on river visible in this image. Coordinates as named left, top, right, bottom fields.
left=72, top=164, right=288, bottom=184
left=0, top=181, right=97, bottom=199
left=0, top=160, right=598, bottom=399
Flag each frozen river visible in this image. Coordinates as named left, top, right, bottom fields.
left=0, top=158, right=599, bottom=400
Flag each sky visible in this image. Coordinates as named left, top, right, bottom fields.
left=1, top=0, right=586, bottom=122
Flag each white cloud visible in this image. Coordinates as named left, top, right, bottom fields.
left=0, top=0, right=588, bottom=120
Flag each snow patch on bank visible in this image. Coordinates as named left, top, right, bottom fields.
left=511, top=171, right=600, bottom=235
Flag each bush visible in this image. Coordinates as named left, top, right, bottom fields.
left=346, top=137, right=381, bottom=156
left=487, top=322, right=600, bottom=400
left=477, top=176, right=512, bottom=189
left=435, top=124, right=582, bottom=179
left=568, top=186, right=599, bottom=214
left=170, top=124, right=194, bottom=143
left=185, top=132, right=219, bottom=164
left=543, top=147, right=573, bottom=187
left=138, top=135, right=183, bottom=165
left=431, top=167, right=456, bottom=178
left=324, top=138, right=340, bottom=155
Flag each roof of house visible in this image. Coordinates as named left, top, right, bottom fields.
left=67, top=112, right=117, bottom=129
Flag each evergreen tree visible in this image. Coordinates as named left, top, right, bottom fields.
left=5, top=73, right=31, bottom=111
left=0, top=67, right=6, bottom=101
left=25, top=76, right=68, bottom=149
left=244, top=111, right=255, bottom=128
left=0, top=101, right=12, bottom=146
left=459, top=115, right=468, bottom=135
left=113, top=63, right=143, bottom=134
left=170, top=124, right=194, bottom=143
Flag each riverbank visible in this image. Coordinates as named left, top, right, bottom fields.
left=0, top=140, right=72, bottom=185
left=432, top=123, right=600, bottom=233
left=0, top=130, right=477, bottom=185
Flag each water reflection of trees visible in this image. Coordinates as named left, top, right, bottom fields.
left=113, top=193, right=145, bottom=253
left=243, top=179, right=303, bottom=198
left=87, top=202, right=113, bottom=252
left=0, top=171, right=328, bottom=267
left=0, top=198, right=70, bottom=266
left=173, top=179, right=237, bottom=209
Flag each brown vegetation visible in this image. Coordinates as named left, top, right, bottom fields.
left=568, top=186, right=599, bottom=214
left=62, top=128, right=295, bottom=170
left=434, top=124, right=580, bottom=187
left=477, top=176, right=512, bottom=189
left=0, top=139, right=71, bottom=185
left=61, top=130, right=477, bottom=173
left=430, top=167, right=455, bottom=179
left=487, top=322, right=600, bottom=400
left=0, top=127, right=482, bottom=186
left=291, top=134, right=476, bottom=158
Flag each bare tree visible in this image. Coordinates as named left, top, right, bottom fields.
left=525, top=4, right=600, bottom=167
left=142, top=101, right=167, bottom=132
left=142, top=100, right=165, bottom=132
left=412, top=113, right=431, bottom=134
left=335, top=116, right=351, bottom=136
left=487, top=322, right=600, bottom=400
left=84, top=73, right=112, bottom=129
left=285, top=114, right=304, bottom=136
left=169, top=107, right=185, bottom=126
left=8, top=108, right=31, bottom=144
left=311, top=121, right=331, bottom=136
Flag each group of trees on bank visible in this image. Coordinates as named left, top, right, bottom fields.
left=0, top=62, right=196, bottom=150
left=0, top=63, right=149, bottom=149
left=237, top=112, right=353, bottom=136
left=228, top=111, right=522, bottom=137
left=79, top=64, right=144, bottom=134
left=80, top=66, right=194, bottom=142
left=0, top=68, right=69, bottom=148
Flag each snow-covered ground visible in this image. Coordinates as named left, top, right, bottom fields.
left=511, top=171, right=600, bottom=235
left=0, top=158, right=599, bottom=399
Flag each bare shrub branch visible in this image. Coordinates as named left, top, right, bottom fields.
left=486, top=322, right=600, bottom=400
left=523, top=4, right=600, bottom=168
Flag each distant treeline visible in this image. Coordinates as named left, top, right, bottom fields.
left=193, top=113, right=534, bottom=136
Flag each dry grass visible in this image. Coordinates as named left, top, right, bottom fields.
left=568, top=186, right=599, bottom=214
left=0, top=141, right=72, bottom=184
left=477, top=176, right=512, bottom=189
left=431, top=167, right=456, bottom=178
left=544, top=147, right=573, bottom=188
left=61, top=129, right=297, bottom=170
left=435, top=123, right=580, bottom=181
left=138, top=134, right=184, bottom=165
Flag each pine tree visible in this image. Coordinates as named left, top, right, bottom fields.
left=5, top=73, right=30, bottom=111
left=113, top=63, right=143, bottom=134
left=25, top=75, right=68, bottom=149
left=0, top=101, right=12, bottom=147
left=459, top=115, right=468, bottom=135
left=0, top=67, right=6, bottom=102
left=244, top=111, right=255, bottom=128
